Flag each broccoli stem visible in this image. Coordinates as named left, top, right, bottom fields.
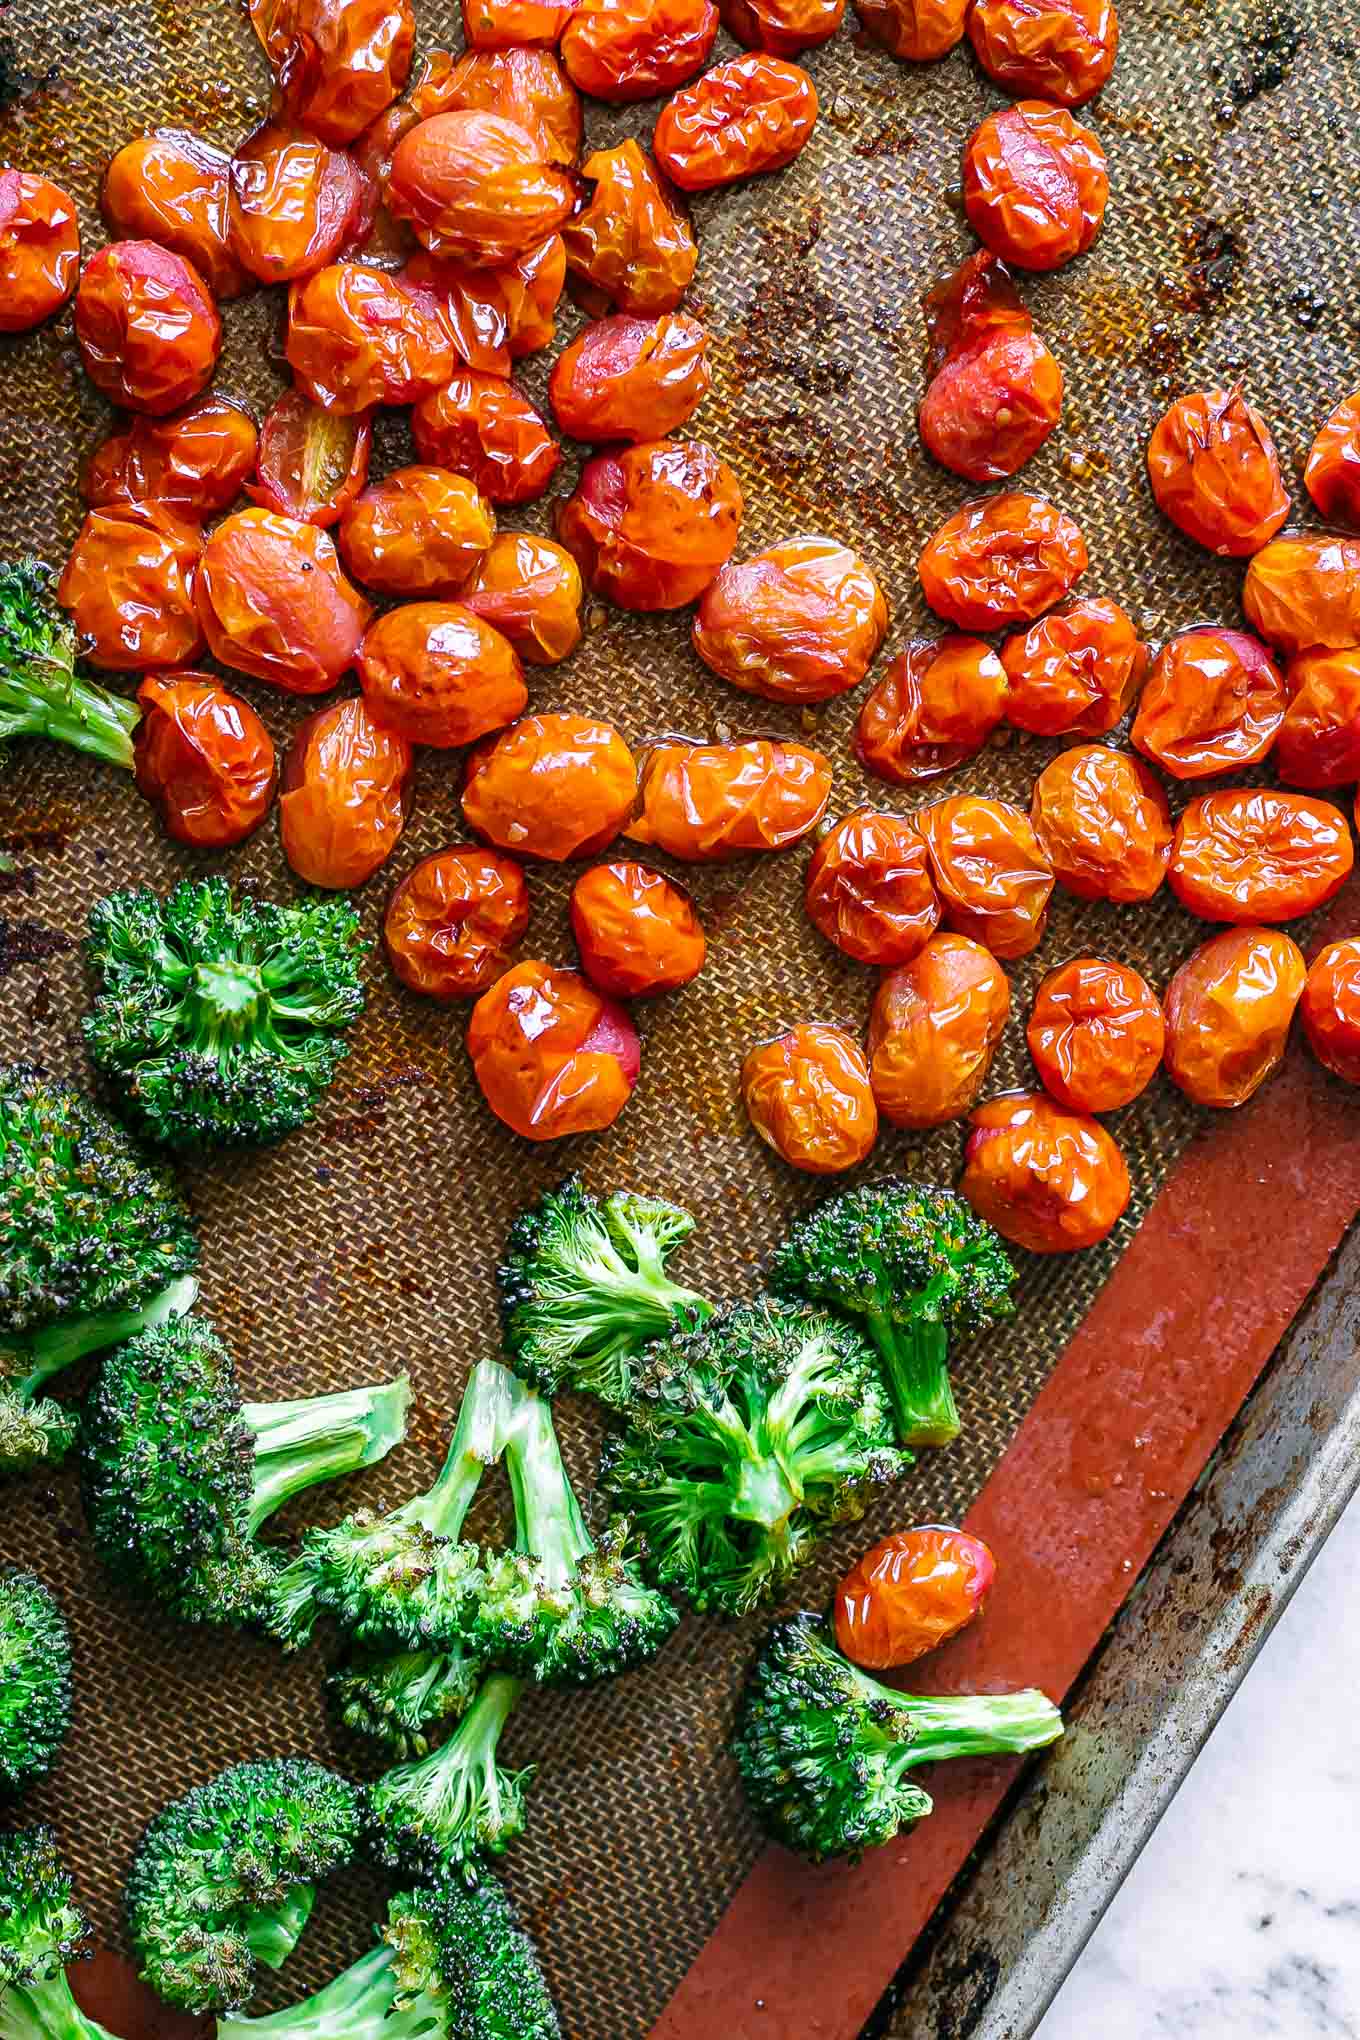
left=0, top=666, right=139, bottom=773
left=892, top=1688, right=1065, bottom=1770
left=243, top=1380, right=412, bottom=1536
left=2, top=1969, right=121, bottom=2040
left=401, top=1357, right=520, bottom=1544
left=7, top=1273, right=199, bottom=1397
left=383, top=1670, right=524, bottom=1835
left=503, top=1388, right=591, bottom=1591
left=865, top=1315, right=960, bottom=1449
left=217, top=1945, right=413, bottom=2040
left=243, top=1886, right=316, bottom=1973
left=585, top=1209, right=712, bottom=1336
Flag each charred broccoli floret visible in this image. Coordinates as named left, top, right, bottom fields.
left=0, top=559, right=139, bottom=773
left=0, top=1572, right=71, bottom=1798
left=81, top=1315, right=409, bottom=1629
left=82, top=878, right=367, bottom=1150
left=125, top=1758, right=363, bottom=2014
left=732, top=1611, right=1064, bottom=1862
left=770, top=1179, right=1017, bottom=1447
left=367, top=1673, right=531, bottom=1885
left=327, top=1643, right=483, bottom=1760
left=599, top=1297, right=911, bottom=1616
left=0, top=1828, right=122, bottom=2040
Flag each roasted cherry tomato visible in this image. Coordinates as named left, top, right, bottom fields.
left=1304, top=391, right=1360, bottom=529
left=280, top=696, right=413, bottom=887
left=1130, top=626, right=1286, bottom=780
left=692, top=537, right=887, bottom=703
left=357, top=602, right=526, bottom=748
left=102, top=132, right=249, bottom=302
left=467, top=959, right=641, bottom=1140
left=1168, top=789, right=1353, bottom=923
left=855, top=636, right=1008, bottom=785
left=626, top=738, right=831, bottom=860
left=1163, top=927, right=1305, bottom=1108
left=196, top=507, right=372, bottom=694
left=250, top=388, right=373, bottom=526
left=557, top=439, right=742, bottom=610
left=653, top=54, right=817, bottom=191
left=918, top=250, right=1063, bottom=482
left=919, top=493, right=1087, bottom=630
left=549, top=312, right=710, bottom=443
left=83, top=394, right=258, bottom=517
left=742, top=1024, right=878, bottom=1175
left=867, top=932, right=1009, bottom=1128
left=339, top=466, right=495, bottom=597
left=835, top=1526, right=995, bottom=1670
left=287, top=262, right=459, bottom=412
left=570, top=861, right=706, bottom=995
left=851, top=0, right=967, bottom=59
left=962, top=101, right=1108, bottom=273
left=1031, top=744, right=1171, bottom=904
left=249, top=0, right=416, bottom=146
left=918, top=794, right=1054, bottom=958
left=462, top=0, right=576, bottom=48
left=461, top=532, right=583, bottom=664
left=74, top=240, right=221, bottom=416
left=561, top=140, right=697, bottom=316
left=967, top=0, right=1118, bottom=106
left=722, top=0, right=844, bottom=57
left=384, top=846, right=530, bottom=1000
left=57, top=504, right=203, bottom=673
left=411, top=371, right=560, bottom=505
left=403, top=236, right=567, bottom=372
left=1243, top=532, right=1360, bottom=655
left=464, top=713, right=637, bottom=860
left=425, top=48, right=582, bottom=166
left=1147, top=387, right=1290, bottom=558
left=133, top=673, right=277, bottom=849
left=387, top=111, right=575, bottom=266
left=0, top=171, right=80, bottom=331
left=1276, top=647, right=1360, bottom=789
left=804, top=810, right=941, bottom=966
left=563, top=0, right=718, bottom=101
left=1002, top=597, right=1145, bottom=736
left=228, top=121, right=366, bottom=284
left=963, top=1091, right=1130, bottom=1253
left=1027, top=957, right=1164, bottom=1113
left=1300, top=938, right=1360, bottom=1086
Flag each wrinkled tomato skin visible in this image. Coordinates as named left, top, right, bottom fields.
left=693, top=537, right=887, bottom=704
left=250, top=388, right=373, bottom=526
left=196, top=507, right=372, bottom=694
left=1002, top=597, right=1145, bottom=737
left=1168, top=789, right=1354, bottom=924
left=1027, top=957, right=1164, bottom=1114
left=74, top=240, right=221, bottom=417
left=287, top=262, right=459, bottom=413
left=918, top=794, right=1055, bottom=958
left=867, top=932, right=1010, bottom=1129
left=919, top=493, right=1087, bottom=630
left=1163, top=927, right=1305, bottom=1109
left=852, top=0, right=967, bottom=59
left=133, top=673, right=277, bottom=849
left=1031, top=745, right=1171, bottom=904
left=229, top=121, right=366, bottom=284
left=804, top=809, right=941, bottom=966
left=57, top=505, right=203, bottom=673
left=835, top=1527, right=996, bottom=1671
left=462, top=0, right=576, bottom=48
left=404, top=237, right=568, bottom=373
left=561, top=140, right=697, bottom=316
left=387, top=111, right=575, bottom=267
left=384, top=846, right=530, bottom=1000
left=918, top=251, right=1063, bottom=483
left=722, top=0, right=844, bottom=58
left=1147, top=388, right=1290, bottom=558
left=967, top=0, right=1119, bottom=106
left=1242, top=532, right=1360, bottom=656
left=467, top=959, right=640, bottom=1141
left=463, top=713, right=637, bottom=861
left=1304, top=391, right=1360, bottom=529
left=550, top=312, right=711, bottom=444
left=855, top=636, right=1008, bottom=785
left=653, top=54, right=818, bottom=191
left=357, top=602, right=526, bottom=748
left=1276, top=648, right=1360, bottom=789
left=418, top=49, right=582, bottom=167
left=280, top=696, right=413, bottom=887
left=83, top=395, right=258, bottom=518
left=570, top=861, right=707, bottom=996
left=626, top=738, right=831, bottom=861
left=1301, top=938, right=1360, bottom=1086
left=339, top=466, right=495, bottom=597
left=1130, top=626, right=1286, bottom=780
left=962, top=102, right=1108, bottom=273
left=963, top=1091, right=1130, bottom=1254
left=0, top=171, right=79, bottom=331
left=411, top=372, right=560, bottom=506
left=556, top=439, right=743, bottom=610
left=742, top=1024, right=878, bottom=1175
left=563, top=0, right=718, bottom=103
left=102, top=133, right=250, bottom=302
left=461, top=533, right=583, bottom=664
left=249, top=0, right=416, bottom=146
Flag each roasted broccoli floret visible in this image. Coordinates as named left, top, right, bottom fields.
left=82, top=878, right=367, bottom=1150
left=0, top=1572, right=71, bottom=1798
left=732, top=1611, right=1064, bottom=1862
left=0, top=1829, right=123, bottom=2040
left=0, top=559, right=139, bottom=774
left=81, top=1315, right=409, bottom=1629
left=327, top=1643, right=483, bottom=1760
left=498, top=1177, right=712, bottom=1407
left=599, top=1297, right=911, bottom=1616
left=0, top=1062, right=199, bottom=1474
left=770, top=1179, right=1017, bottom=1447
left=126, top=1758, right=363, bottom=2015
left=367, top=1673, right=531, bottom=1885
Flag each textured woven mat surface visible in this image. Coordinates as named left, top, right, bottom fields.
left=0, top=0, right=1357, bottom=2034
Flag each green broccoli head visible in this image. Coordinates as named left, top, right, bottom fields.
left=0, top=558, right=139, bottom=773
left=599, top=1296, right=912, bottom=1617
left=326, top=1643, right=482, bottom=1760
left=0, top=1572, right=71, bottom=1799
left=0, top=1827, right=117, bottom=2040
left=126, top=1758, right=363, bottom=2015
left=82, top=878, right=368, bottom=1150
left=769, top=1179, right=1017, bottom=1447
left=367, top=1673, right=532, bottom=1886
left=732, top=1611, right=1064, bottom=1863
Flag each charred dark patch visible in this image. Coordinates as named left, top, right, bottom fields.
left=0, top=915, right=74, bottom=977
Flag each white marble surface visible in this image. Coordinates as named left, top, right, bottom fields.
left=1038, top=1498, right=1360, bottom=2039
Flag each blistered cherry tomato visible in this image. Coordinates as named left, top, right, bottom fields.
left=280, top=696, right=413, bottom=887
left=1130, top=627, right=1286, bottom=780
left=57, top=505, right=203, bottom=673
left=967, top=0, right=1118, bottom=105
left=692, top=537, right=887, bottom=704
left=1301, top=938, right=1360, bottom=1086
left=626, top=738, right=831, bottom=860
left=461, top=533, right=583, bottom=664
left=357, top=602, right=525, bottom=748
left=835, top=1526, right=995, bottom=1670
left=963, top=1091, right=1130, bottom=1252
left=919, top=493, right=1087, bottom=630
left=1169, top=789, right=1353, bottom=923
left=467, top=960, right=640, bottom=1140
left=249, top=0, right=415, bottom=146
left=384, top=847, right=530, bottom=999
left=1147, top=388, right=1289, bottom=558
left=83, top=394, right=258, bottom=517
left=411, top=371, right=560, bottom=506
left=250, top=388, right=373, bottom=526
left=918, top=250, right=1063, bottom=482
left=1243, top=532, right=1360, bottom=656
left=74, top=240, right=221, bottom=416
left=1031, top=745, right=1171, bottom=903
left=557, top=439, right=743, bottom=610
left=228, top=121, right=365, bottom=284
left=286, top=262, right=458, bottom=412
left=1163, top=927, right=1305, bottom=1108
left=339, top=466, right=494, bottom=597
left=1027, top=957, right=1164, bottom=1113
left=102, top=133, right=248, bottom=301
left=388, top=112, right=575, bottom=266
left=962, top=101, right=1108, bottom=273
left=723, top=0, right=844, bottom=56
left=571, top=861, right=706, bottom=995
left=196, top=507, right=372, bottom=694
left=804, top=810, right=941, bottom=965
left=1002, top=596, right=1145, bottom=736
left=464, top=713, right=637, bottom=860
left=653, top=54, right=817, bottom=191
left=868, top=932, right=1009, bottom=1128
left=1276, top=648, right=1360, bottom=789
left=855, top=636, right=1008, bottom=785
left=562, top=140, right=697, bottom=316
left=564, top=0, right=717, bottom=101
left=549, top=312, right=710, bottom=443
left=742, top=1024, right=877, bottom=1174
left=0, top=171, right=79, bottom=331
left=403, top=237, right=567, bottom=373
left=133, top=673, right=277, bottom=849
left=1304, top=391, right=1360, bottom=529
left=851, top=0, right=966, bottom=58
left=462, top=0, right=575, bottom=47
left=918, top=794, right=1054, bottom=958
left=427, top=48, right=582, bottom=165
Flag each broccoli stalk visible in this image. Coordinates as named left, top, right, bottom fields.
left=326, top=1642, right=483, bottom=1759
left=0, top=1829, right=122, bottom=2040
left=0, top=1572, right=71, bottom=1798
left=239, top=1385, right=411, bottom=1537
left=0, top=559, right=139, bottom=772
left=367, top=1672, right=532, bottom=1884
